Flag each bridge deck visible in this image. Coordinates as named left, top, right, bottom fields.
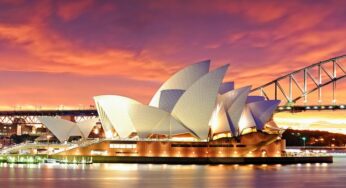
left=0, top=109, right=98, bottom=116
left=0, top=105, right=344, bottom=116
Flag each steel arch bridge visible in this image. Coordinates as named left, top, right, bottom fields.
left=250, top=55, right=346, bottom=112
left=0, top=109, right=98, bottom=124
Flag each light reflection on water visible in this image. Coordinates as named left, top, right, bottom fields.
left=0, top=158, right=344, bottom=188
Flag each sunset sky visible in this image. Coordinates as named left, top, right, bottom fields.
left=0, top=0, right=345, bottom=129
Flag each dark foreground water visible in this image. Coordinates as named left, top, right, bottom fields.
left=1, top=157, right=346, bottom=188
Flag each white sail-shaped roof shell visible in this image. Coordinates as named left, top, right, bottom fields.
left=171, top=65, right=229, bottom=139
left=128, top=104, right=170, bottom=138
left=158, top=89, right=185, bottom=112
left=38, top=116, right=82, bottom=143
left=149, top=60, right=210, bottom=108
left=151, top=115, right=191, bottom=136
left=94, top=95, right=140, bottom=138
left=129, top=104, right=192, bottom=138
left=210, top=103, right=231, bottom=135
left=246, top=96, right=265, bottom=103
left=248, top=100, right=280, bottom=130
left=238, top=105, right=256, bottom=134
left=211, top=86, right=252, bottom=136
left=220, top=86, right=251, bottom=110
left=94, top=97, right=115, bottom=138
left=223, top=86, right=251, bottom=136
left=219, top=82, right=234, bottom=94
left=77, top=118, right=99, bottom=138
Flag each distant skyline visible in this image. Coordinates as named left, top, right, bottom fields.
left=275, top=111, right=346, bottom=134
left=0, top=0, right=345, bottom=109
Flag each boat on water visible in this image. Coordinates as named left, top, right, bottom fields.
left=43, top=158, right=93, bottom=164
left=43, top=158, right=59, bottom=164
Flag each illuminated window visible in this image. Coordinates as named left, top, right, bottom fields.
left=91, top=150, right=107, bottom=155
left=109, top=144, right=137, bottom=149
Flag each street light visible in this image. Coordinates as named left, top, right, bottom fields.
left=302, top=137, right=307, bottom=149
left=47, top=135, right=52, bottom=156
left=331, top=138, right=336, bottom=147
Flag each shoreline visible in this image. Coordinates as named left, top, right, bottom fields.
left=50, top=155, right=333, bottom=165
left=0, top=154, right=333, bottom=165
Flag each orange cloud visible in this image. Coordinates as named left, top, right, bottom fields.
left=218, top=1, right=290, bottom=23
left=0, top=0, right=344, bottom=110
left=56, top=0, right=94, bottom=21
left=0, top=22, right=176, bottom=81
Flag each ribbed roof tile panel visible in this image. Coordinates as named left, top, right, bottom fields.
left=149, top=60, right=210, bottom=107
left=171, top=65, right=229, bottom=139
left=93, top=95, right=140, bottom=138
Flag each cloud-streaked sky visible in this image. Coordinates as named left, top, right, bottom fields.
left=0, top=0, right=345, bottom=109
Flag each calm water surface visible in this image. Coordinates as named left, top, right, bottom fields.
left=1, top=157, right=346, bottom=188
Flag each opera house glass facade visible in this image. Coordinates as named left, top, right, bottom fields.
left=39, top=60, right=285, bottom=158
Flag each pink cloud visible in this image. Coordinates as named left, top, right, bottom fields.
left=0, top=0, right=344, bottom=108
left=56, top=0, right=94, bottom=21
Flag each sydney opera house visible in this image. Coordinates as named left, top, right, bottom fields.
left=37, top=60, right=285, bottom=158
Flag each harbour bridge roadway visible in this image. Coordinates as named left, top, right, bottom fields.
left=0, top=109, right=98, bottom=117
left=277, top=104, right=345, bottom=112
left=0, top=103, right=344, bottom=118
left=0, top=109, right=98, bottom=124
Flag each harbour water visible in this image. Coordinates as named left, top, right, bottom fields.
left=0, top=157, right=345, bottom=188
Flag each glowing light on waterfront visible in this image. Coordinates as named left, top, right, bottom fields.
left=209, top=104, right=221, bottom=131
